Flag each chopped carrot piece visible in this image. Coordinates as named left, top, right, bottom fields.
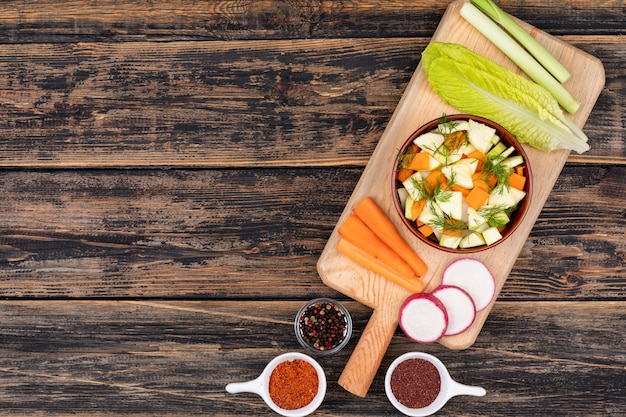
left=466, top=186, right=490, bottom=210
left=508, top=172, right=526, bottom=190
left=451, top=183, right=471, bottom=197
left=472, top=172, right=495, bottom=192
left=417, top=223, right=434, bottom=237
left=466, top=149, right=486, bottom=159
left=411, top=198, right=426, bottom=221
left=444, top=130, right=466, bottom=150
left=472, top=172, right=496, bottom=191
left=352, top=197, right=428, bottom=277
left=515, top=165, right=525, bottom=176
left=407, top=151, right=431, bottom=171
left=396, top=168, right=414, bottom=182
left=425, top=169, right=448, bottom=192
left=443, top=218, right=464, bottom=237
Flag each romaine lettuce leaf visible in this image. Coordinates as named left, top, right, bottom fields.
left=422, top=42, right=589, bottom=153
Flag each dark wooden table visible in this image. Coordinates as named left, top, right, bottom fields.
left=0, top=1, right=624, bottom=416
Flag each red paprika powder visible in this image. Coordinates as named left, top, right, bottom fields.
left=269, top=359, right=319, bottom=410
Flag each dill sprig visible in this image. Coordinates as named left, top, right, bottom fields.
left=408, top=170, right=454, bottom=202
left=437, top=114, right=458, bottom=134
left=429, top=209, right=468, bottom=234
left=477, top=205, right=511, bottom=228
left=479, top=154, right=511, bottom=192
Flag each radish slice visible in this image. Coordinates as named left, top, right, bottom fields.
left=398, top=293, right=448, bottom=343
left=442, top=258, right=495, bottom=311
left=431, top=285, right=476, bottom=336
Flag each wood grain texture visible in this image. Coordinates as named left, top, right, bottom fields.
left=0, top=300, right=624, bottom=416
left=0, top=166, right=622, bottom=299
left=0, top=0, right=622, bottom=42
left=0, top=0, right=624, bottom=415
left=0, top=36, right=622, bottom=167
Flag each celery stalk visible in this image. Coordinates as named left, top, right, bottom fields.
left=460, top=2, right=580, bottom=114
left=470, top=0, right=571, bottom=83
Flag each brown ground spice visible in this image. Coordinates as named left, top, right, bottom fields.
left=269, top=359, right=318, bottom=410
left=390, top=358, right=441, bottom=409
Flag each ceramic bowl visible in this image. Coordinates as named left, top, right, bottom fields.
left=225, top=352, right=327, bottom=417
left=391, top=114, right=532, bottom=253
left=385, top=352, right=486, bottom=416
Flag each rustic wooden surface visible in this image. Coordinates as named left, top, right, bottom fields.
left=0, top=1, right=624, bottom=416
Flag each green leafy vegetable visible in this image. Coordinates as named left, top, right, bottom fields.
left=459, top=2, right=579, bottom=114
left=421, top=42, right=589, bottom=153
left=469, top=0, right=571, bottom=83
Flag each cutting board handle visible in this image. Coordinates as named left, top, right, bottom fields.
left=338, top=307, right=398, bottom=397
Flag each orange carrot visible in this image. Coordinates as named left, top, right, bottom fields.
left=396, top=168, right=414, bottom=182
left=425, top=169, right=448, bottom=192
left=407, top=151, right=431, bottom=171
left=466, top=149, right=486, bottom=159
left=508, top=172, right=526, bottom=190
left=444, top=130, right=466, bottom=150
left=337, top=238, right=424, bottom=293
left=338, top=214, right=416, bottom=281
left=472, top=172, right=496, bottom=191
left=465, top=186, right=490, bottom=210
left=442, top=218, right=465, bottom=237
left=417, top=223, right=434, bottom=237
left=352, top=197, right=428, bottom=277
left=411, top=198, right=426, bottom=221
left=451, top=183, right=471, bottom=197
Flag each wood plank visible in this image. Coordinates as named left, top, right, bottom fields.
left=0, top=0, right=622, bottom=42
left=0, top=36, right=622, bottom=168
left=0, top=38, right=421, bottom=168
left=0, top=300, right=624, bottom=416
left=0, top=166, right=623, bottom=299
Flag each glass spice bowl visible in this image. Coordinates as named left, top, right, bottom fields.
left=294, top=298, right=353, bottom=356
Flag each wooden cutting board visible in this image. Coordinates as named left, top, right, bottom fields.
left=316, top=0, right=605, bottom=398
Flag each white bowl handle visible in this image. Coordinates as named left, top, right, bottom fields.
left=447, top=379, right=487, bottom=398
left=225, top=376, right=264, bottom=395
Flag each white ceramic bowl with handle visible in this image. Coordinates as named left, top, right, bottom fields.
left=385, top=352, right=486, bottom=416
left=225, top=352, right=326, bottom=417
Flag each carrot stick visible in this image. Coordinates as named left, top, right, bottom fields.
left=352, top=197, right=428, bottom=277
left=337, top=238, right=424, bottom=293
left=338, top=214, right=416, bottom=281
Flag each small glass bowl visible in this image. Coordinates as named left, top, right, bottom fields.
left=294, top=298, right=352, bottom=356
